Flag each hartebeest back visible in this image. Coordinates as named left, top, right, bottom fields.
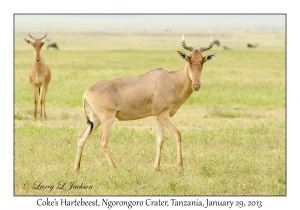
left=24, top=32, right=51, bottom=120
left=74, top=35, right=216, bottom=171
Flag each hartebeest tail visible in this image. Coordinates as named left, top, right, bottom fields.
left=24, top=31, right=51, bottom=120
left=83, top=97, right=94, bottom=135
left=74, top=34, right=216, bottom=171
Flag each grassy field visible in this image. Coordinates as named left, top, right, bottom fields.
left=14, top=30, right=286, bottom=195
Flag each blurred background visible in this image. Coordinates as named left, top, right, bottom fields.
left=14, top=14, right=286, bottom=52
left=15, top=14, right=285, bottom=32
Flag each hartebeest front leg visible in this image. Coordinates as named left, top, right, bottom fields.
left=157, top=112, right=183, bottom=171
left=32, top=85, right=39, bottom=121
left=40, top=85, right=48, bottom=120
left=154, top=118, right=164, bottom=171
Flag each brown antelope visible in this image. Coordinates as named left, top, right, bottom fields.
left=24, top=32, right=51, bottom=120
left=74, top=34, right=216, bottom=171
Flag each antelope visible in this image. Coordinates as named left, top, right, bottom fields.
left=24, top=32, right=51, bottom=120
left=223, top=46, right=230, bottom=50
left=46, top=39, right=59, bottom=50
left=74, top=35, right=216, bottom=171
left=247, top=43, right=258, bottom=48
left=47, top=42, right=59, bottom=50
left=213, top=40, right=220, bottom=46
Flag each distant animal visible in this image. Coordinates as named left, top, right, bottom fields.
left=247, top=43, right=258, bottom=48
left=24, top=32, right=51, bottom=120
left=213, top=40, right=220, bottom=46
left=46, top=39, right=59, bottom=50
left=74, top=34, right=216, bottom=171
left=47, top=42, right=59, bottom=50
left=223, top=46, right=230, bottom=50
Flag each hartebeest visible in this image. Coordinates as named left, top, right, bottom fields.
left=24, top=32, right=51, bottom=120
left=74, top=35, right=216, bottom=171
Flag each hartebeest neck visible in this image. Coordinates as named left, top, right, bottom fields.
left=173, top=63, right=194, bottom=96
left=33, top=59, right=44, bottom=72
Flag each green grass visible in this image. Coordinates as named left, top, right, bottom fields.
left=14, top=31, right=285, bottom=195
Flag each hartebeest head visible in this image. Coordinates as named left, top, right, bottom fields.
left=24, top=32, right=47, bottom=62
left=177, top=34, right=216, bottom=91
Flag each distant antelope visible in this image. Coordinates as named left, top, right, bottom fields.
left=223, top=46, right=230, bottom=50
left=24, top=32, right=51, bottom=120
left=74, top=35, right=216, bottom=171
left=47, top=42, right=59, bottom=50
left=247, top=43, right=258, bottom=48
left=46, top=39, right=59, bottom=50
left=213, top=40, right=220, bottom=46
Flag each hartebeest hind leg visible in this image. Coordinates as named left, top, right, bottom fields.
left=97, top=112, right=116, bottom=168
left=74, top=110, right=101, bottom=170
left=154, top=118, right=164, bottom=171
left=157, top=112, right=184, bottom=171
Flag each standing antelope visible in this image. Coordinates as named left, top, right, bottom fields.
left=24, top=32, right=51, bottom=120
left=74, top=35, right=216, bottom=171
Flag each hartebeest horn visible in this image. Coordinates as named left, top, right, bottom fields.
left=199, top=35, right=214, bottom=53
left=181, top=34, right=195, bottom=52
left=28, top=31, right=35, bottom=40
left=39, top=32, right=47, bottom=40
left=28, top=31, right=47, bottom=40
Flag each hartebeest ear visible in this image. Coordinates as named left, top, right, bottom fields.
left=203, top=53, right=216, bottom=63
left=24, top=38, right=32, bottom=45
left=177, top=51, right=189, bottom=61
